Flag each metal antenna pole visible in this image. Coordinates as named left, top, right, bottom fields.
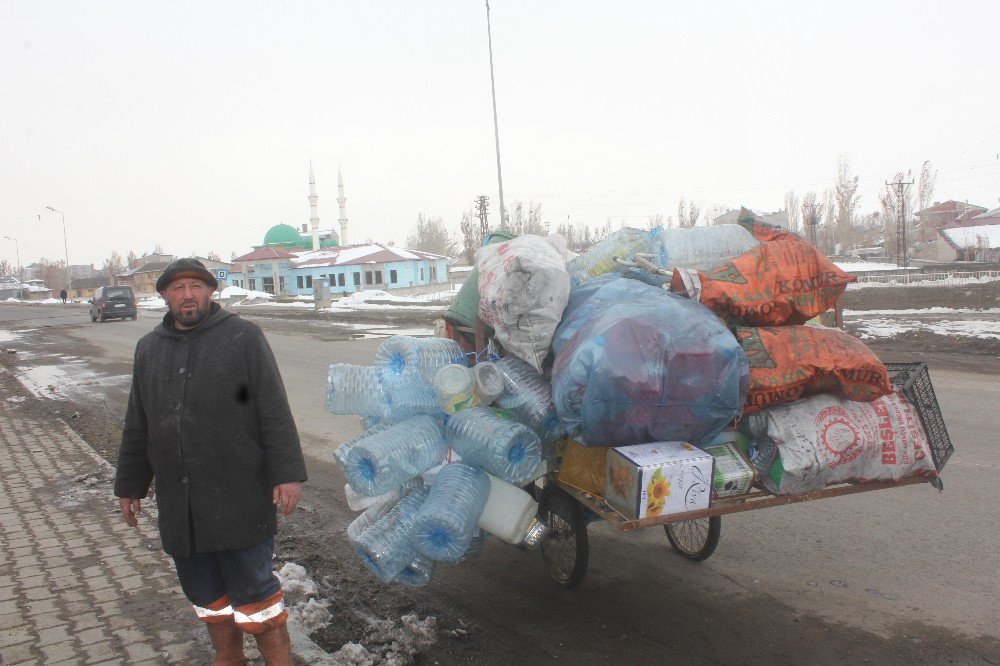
left=485, top=0, right=507, bottom=231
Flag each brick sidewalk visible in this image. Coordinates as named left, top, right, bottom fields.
left=0, top=387, right=217, bottom=664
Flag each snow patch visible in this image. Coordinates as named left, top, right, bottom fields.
left=276, top=562, right=331, bottom=635
left=330, top=614, right=438, bottom=665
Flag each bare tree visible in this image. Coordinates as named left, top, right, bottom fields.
left=509, top=201, right=546, bottom=236
left=0, top=259, right=11, bottom=276
left=784, top=191, right=801, bottom=233
left=207, top=251, right=222, bottom=262
left=459, top=208, right=481, bottom=265
left=677, top=198, right=687, bottom=229
left=834, top=156, right=860, bottom=253
left=822, top=188, right=837, bottom=254
left=127, top=250, right=139, bottom=268
left=686, top=202, right=701, bottom=228
left=405, top=213, right=457, bottom=257
left=917, top=160, right=937, bottom=214
left=154, top=243, right=164, bottom=255
left=800, top=192, right=819, bottom=245
left=647, top=213, right=664, bottom=230
left=102, top=251, right=125, bottom=277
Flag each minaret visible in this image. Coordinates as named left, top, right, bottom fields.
left=308, top=161, right=320, bottom=251
left=337, top=166, right=349, bottom=246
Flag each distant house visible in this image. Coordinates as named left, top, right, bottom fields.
left=938, top=224, right=1000, bottom=263
left=229, top=244, right=450, bottom=297
left=118, top=259, right=174, bottom=295
left=912, top=200, right=988, bottom=243
left=24, top=280, right=53, bottom=300
left=118, top=254, right=233, bottom=294
left=71, top=275, right=114, bottom=300
left=0, top=276, right=26, bottom=300
left=970, top=206, right=1000, bottom=226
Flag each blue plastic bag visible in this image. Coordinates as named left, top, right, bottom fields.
left=551, top=276, right=749, bottom=447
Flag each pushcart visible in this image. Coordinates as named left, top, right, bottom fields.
left=534, top=362, right=953, bottom=588
left=446, top=314, right=953, bottom=590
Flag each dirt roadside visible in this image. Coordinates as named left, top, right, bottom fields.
left=1, top=305, right=997, bottom=664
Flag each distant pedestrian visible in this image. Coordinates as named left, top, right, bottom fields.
left=114, top=257, right=307, bottom=665
left=59, top=288, right=67, bottom=304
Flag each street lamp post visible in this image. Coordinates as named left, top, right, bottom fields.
left=45, top=206, right=72, bottom=302
left=3, top=236, right=22, bottom=300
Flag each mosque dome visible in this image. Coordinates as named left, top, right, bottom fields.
left=263, top=224, right=303, bottom=247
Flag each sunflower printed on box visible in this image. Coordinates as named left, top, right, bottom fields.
left=605, top=442, right=714, bottom=520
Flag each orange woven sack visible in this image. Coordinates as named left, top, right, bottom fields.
left=736, top=326, right=892, bottom=414
left=670, top=238, right=856, bottom=326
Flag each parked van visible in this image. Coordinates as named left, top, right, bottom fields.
left=90, top=285, right=137, bottom=322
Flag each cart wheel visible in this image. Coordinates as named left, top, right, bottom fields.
left=664, top=516, right=721, bottom=561
left=540, top=486, right=589, bottom=588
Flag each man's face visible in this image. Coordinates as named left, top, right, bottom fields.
left=160, top=278, right=212, bottom=330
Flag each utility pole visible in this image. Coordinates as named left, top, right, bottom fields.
left=886, top=178, right=914, bottom=267
left=804, top=203, right=820, bottom=248
left=475, top=195, right=490, bottom=240
left=485, top=1, right=507, bottom=231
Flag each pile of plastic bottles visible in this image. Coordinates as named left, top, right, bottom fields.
left=329, top=335, right=554, bottom=586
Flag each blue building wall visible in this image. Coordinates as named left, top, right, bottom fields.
left=229, top=258, right=450, bottom=297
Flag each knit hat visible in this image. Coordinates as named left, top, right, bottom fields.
left=155, top=258, right=219, bottom=292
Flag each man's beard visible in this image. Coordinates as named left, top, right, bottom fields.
left=172, top=300, right=210, bottom=328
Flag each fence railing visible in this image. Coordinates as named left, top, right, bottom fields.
left=849, top=270, right=1000, bottom=287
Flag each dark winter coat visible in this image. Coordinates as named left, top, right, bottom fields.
left=113, top=303, right=307, bottom=557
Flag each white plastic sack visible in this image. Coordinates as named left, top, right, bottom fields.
left=477, top=235, right=571, bottom=372
left=753, top=390, right=936, bottom=495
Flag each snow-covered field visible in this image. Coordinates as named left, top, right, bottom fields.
left=844, top=308, right=1000, bottom=341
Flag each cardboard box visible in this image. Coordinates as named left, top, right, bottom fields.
left=605, top=442, right=713, bottom=520
left=701, top=441, right=755, bottom=500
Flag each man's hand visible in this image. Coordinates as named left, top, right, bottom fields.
left=273, top=482, right=302, bottom=516
left=119, top=497, right=142, bottom=527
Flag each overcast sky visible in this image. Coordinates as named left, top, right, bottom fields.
left=2, top=1, right=998, bottom=268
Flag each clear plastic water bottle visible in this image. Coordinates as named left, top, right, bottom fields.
left=494, top=356, right=563, bottom=445
left=745, top=412, right=778, bottom=472
left=326, top=364, right=387, bottom=417
left=433, top=364, right=479, bottom=414
left=337, top=415, right=447, bottom=496
left=393, top=554, right=435, bottom=588
left=566, top=227, right=663, bottom=284
left=382, top=383, right=443, bottom=422
left=473, top=361, right=504, bottom=406
left=375, top=336, right=466, bottom=389
left=342, top=475, right=421, bottom=513
left=351, top=486, right=429, bottom=583
left=445, top=407, right=543, bottom=485
left=656, top=224, right=759, bottom=272
left=413, top=462, right=491, bottom=563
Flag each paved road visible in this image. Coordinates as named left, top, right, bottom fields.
left=1, top=302, right=998, bottom=663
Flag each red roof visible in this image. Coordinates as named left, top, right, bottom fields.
left=232, top=247, right=298, bottom=262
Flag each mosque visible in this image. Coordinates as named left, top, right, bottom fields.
left=229, top=165, right=449, bottom=297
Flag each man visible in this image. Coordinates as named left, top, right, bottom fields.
left=60, top=288, right=67, bottom=304
left=114, top=258, right=307, bottom=665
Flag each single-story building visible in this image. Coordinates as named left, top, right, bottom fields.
left=229, top=244, right=450, bottom=297
left=939, top=224, right=1000, bottom=263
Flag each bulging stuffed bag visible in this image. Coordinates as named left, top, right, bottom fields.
left=477, top=235, right=570, bottom=372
